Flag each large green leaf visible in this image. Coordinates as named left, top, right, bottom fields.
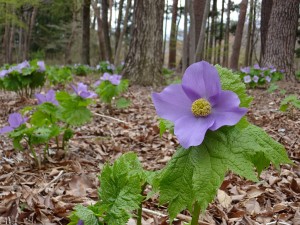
left=158, top=124, right=291, bottom=220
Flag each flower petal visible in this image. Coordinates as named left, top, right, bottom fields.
left=71, top=84, right=79, bottom=95
left=209, top=90, right=247, bottom=131
left=35, top=93, right=46, bottom=105
left=152, top=84, right=192, bottom=122
left=182, top=61, right=221, bottom=101
left=8, top=113, right=23, bottom=128
left=174, top=115, right=214, bottom=148
left=0, top=126, right=14, bottom=134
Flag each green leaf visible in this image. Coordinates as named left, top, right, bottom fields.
left=116, top=98, right=131, bottom=109
left=158, top=118, right=174, bottom=136
left=98, top=152, right=145, bottom=225
left=158, top=125, right=291, bottom=220
left=59, top=105, right=91, bottom=126
left=216, top=65, right=253, bottom=108
left=73, top=205, right=100, bottom=225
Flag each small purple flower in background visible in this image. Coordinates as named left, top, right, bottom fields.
left=71, top=83, right=97, bottom=99
left=270, top=68, right=276, bottom=73
left=35, top=89, right=58, bottom=105
left=17, top=61, right=30, bottom=70
left=240, top=66, right=250, bottom=74
left=253, top=75, right=259, bottom=83
left=265, top=76, right=271, bottom=83
left=0, top=113, right=28, bottom=134
left=0, top=70, right=9, bottom=78
left=37, top=61, right=46, bottom=72
left=243, top=75, right=251, bottom=83
left=253, top=64, right=260, bottom=70
left=100, top=72, right=111, bottom=81
left=93, top=80, right=101, bottom=87
left=152, top=61, right=247, bottom=148
left=260, top=72, right=265, bottom=77
left=100, top=73, right=122, bottom=85
left=261, top=67, right=268, bottom=71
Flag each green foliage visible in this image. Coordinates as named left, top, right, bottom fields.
left=71, top=64, right=93, bottom=76
left=280, top=95, right=300, bottom=112
left=116, top=98, right=131, bottom=109
left=156, top=124, right=291, bottom=221
left=267, top=83, right=279, bottom=93
left=96, top=61, right=115, bottom=74
left=46, top=66, right=73, bottom=86
left=69, top=152, right=150, bottom=225
left=159, top=118, right=174, bottom=136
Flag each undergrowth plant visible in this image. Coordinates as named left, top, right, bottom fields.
left=94, top=73, right=130, bottom=109
left=0, top=60, right=46, bottom=97
left=0, top=83, right=96, bottom=167
left=279, top=95, right=300, bottom=118
left=71, top=64, right=94, bottom=76
left=69, top=62, right=291, bottom=225
left=46, top=66, right=73, bottom=87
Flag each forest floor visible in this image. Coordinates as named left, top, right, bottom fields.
left=0, top=78, right=299, bottom=225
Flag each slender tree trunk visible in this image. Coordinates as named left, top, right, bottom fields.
left=262, top=0, right=299, bottom=81
left=114, top=0, right=131, bottom=66
left=194, top=0, right=206, bottom=48
left=222, top=0, right=231, bottom=67
left=249, top=0, right=257, bottom=65
left=8, top=26, right=15, bottom=63
left=102, top=0, right=112, bottom=61
left=162, top=0, right=168, bottom=65
left=229, top=0, right=248, bottom=70
left=189, top=0, right=196, bottom=64
left=260, top=0, right=273, bottom=64
left=244, top=0, right=253, bottom=66
left=23, top=6, right=38, bottom=60
left=122, top=0, right=165, bottom=86
left=115, top=0, right=124, bottom=52
left=182, top=0, right=189, bottom=73
left=82, top=0, right=91, bottom=65
left=204, top=16, right=210, bottom=60
left=208, top=0, right=217, bottom=63
left=216, top=0, right=225, bottom=64
left=195, top=0, right=210, bottom=62
left=168, top=0, right=178, bottom=68
left=3, top=22, right=9, bottom=63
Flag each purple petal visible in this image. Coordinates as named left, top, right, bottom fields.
left=37, top=61, right=46, bottom=72
left=0, top=126, right=14, bottom=134
left=209, top=91, right=247, bottom=131
left=8, top=113, right=24, bottom=128
left=46, top=90, right=59, bottom=105
left=35, top=93, right=47, bottom=104
left=93, top=80, right=101, bottom=87
left=0, top=70, right=9, bottom=78
left=174, top=115, right=214, bottom=148
left=77, top=220, right=84, bottom=225
left=101, top=73, right=111, bottom=81
left=71, top=84, right=79, bottom=95
left=182, top=61, right=221, bottom=101
left=77, top=83, right=88, bottom=93
left=152, top=84, right=192, bottom=122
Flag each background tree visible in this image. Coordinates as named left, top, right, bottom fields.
left=229, top=0, right=248, bottom=70
left=102, top=0, right=112, bottom=61
left=122, top=0, right=165, bottom=86
left=222, top=0, right=231, bottom=67
left=81, top=0, right=90, bottom=65
left=168, top=0, right=178, bottom=68
left=262, top=0, right=300, bottom=81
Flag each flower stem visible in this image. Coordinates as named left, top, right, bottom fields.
left=29, top=144, right=40, bottom=168
left=137, top=183, right=147, bottom=225
left=191, top=201, right=201, bottom=225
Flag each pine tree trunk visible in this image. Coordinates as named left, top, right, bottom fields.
left=262, top=0, right=299, bottom=81
left=182, top=0, right=189, bottom=73
left=115, top=0, right=124, bottom=52
left=244, top=0, right=253, bottom=66
left=260, top=0, right=273, bottom=64
left=122, top=0, right=164, bottom=86
left=217, top=0, right=225, bottom=65
left=102, top=0, right=112, bottom=61
left=208, top=0, right=217, bottom=63
left=222, top=0, right=231, bottom=67
left=229, top=0, right=248, bottom=70
left=168, top=0, right=178, bottom=68
left=82, top=0, right=90, bottom=65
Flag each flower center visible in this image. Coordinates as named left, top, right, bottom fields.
left=191, top=98, right=211, bottom=117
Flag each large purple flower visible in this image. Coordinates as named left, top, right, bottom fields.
left=71, top=83, right=97, bottom=99
left=35, top=89, right=58, bottom=105
left=0, top=113, right=27, bottom=134
left=152, top=61, right=247, bottom=148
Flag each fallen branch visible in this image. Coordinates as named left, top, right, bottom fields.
left=93, top=112, right=130, bottom=125
left=37, top=170, right=64, bottom=194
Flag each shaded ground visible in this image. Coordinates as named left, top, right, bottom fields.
left=0, top=80, right=299, bottom=225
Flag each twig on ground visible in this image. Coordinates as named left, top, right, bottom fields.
left=37, top=170, right=64, bottom=194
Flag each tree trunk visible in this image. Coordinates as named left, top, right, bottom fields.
left=182, top=0, right=189, bottom=73
left=81, top=0, right=90, bottom=65
left=189, top=0, right=196, bottom=64
left=262, top=0, right=299, bottom=81
left=194, top=0, right=206, bottom=48
left=162, top=0, right=168, bottom=65
left=229, top=0, right=248, bottom=70
left=260, top=0, right=273, bottom=64
left=102, top=0, right=112, bottom=61
left=115, top=0, right=124, bottom=52
left=23, top=6, right=38, bottom=61
left=217, top=0, right=225, bottom=65
left=168, top=0, right=178, bottom=68
left=114, top=0, right=131, bottom=66
left=195, top=0, right=210, bottom=62
left=222, top=0, right=231, bottom=67
left=249, top=0, right=257, bottom=65
left=208, top=0, right=217, bottom=63
left=244, top=0, right=253, bottom=66
left=8, top=26, right=15, bottom=63
left=122, top=0, right=164, bottom=86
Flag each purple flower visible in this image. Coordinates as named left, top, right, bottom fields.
left=100, top=73, right=122, bottom=85
left=77, top=220, right=84, bottom=225
left=0, top=70, right=9, bottom=78
left=93, top=80, right=101, bottom=87
left=71, top=83, right=97, bottom=99
left=243, top=75, right=251, bottom=83
left=253, top=64, right=260, bottom=69
left=17, top=61, right=30, bottom=71
left=152, top=61, right=247, bottom=148
left=253, top=75, right=259, bottom=83
left=265, top=76, right=271, bottom=83
left=37, top=61, right=46, bottom=72
left=35, top=89, right=58, bottom=105
left=240, top=66, right=250, bottom=74
left=100, top=72, right=111, bottom=81
left=261, top=67, right=269, bottom=71
left=270, top=68, right=276, bottom=73
left=0, top=113, right=27, bottom=134
left=260, top=72, right=265, bottom=77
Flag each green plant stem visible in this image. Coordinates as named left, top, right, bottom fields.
left=191, top=201, right=201, bottom=225
left=43, top=143, right=49, bottom=160
left=62, top=125, right=70, bottom=154
left=137, top=183, right=147, bottom=225
left=55, top=136, right=59, bottom=149
left=29, top=144, right=40, bottom=168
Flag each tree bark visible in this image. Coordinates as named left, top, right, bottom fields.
left=122, top=0, right=164, bottom=86
left=115, top=0, right=124, bottom=52
left=81, top=0, right=91, bottom=65
left=260, top=0, right=273, bottom=64
left=194, top=0, right=206, bottom=49
left=208, top=0, right=217, bottom=63
left=189, top=0, right=196, bottom=64
left=182, top=0, right=189, bottom=73
left=244, top=0, right=253, bottom=66
left=222, top=0, right=231, bottom=67
left=217, top=0, right=225, bottom=65
left=168, top=0, right=178, bottom=68
left=229, top=0, right=248, bottom=70
left=262, top=0, right=299, bottom=81
left=102, top=0, right=112, bottom=61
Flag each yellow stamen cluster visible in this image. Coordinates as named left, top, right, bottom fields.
left=191, top=98, right=211, bottom=117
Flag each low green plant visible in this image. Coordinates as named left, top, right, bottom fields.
left=279, top=94, right=300, bottom=112
left=0, top=60, right=46, bottom=97
left=72, top=64, right=93, bottom=76
left=96, top=61, right=116, bottom=74
left=46, top=66, right=73, bottom=87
